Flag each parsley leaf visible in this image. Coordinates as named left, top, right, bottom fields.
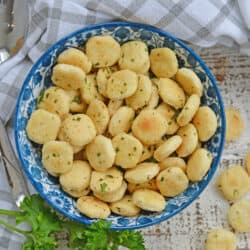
left=100, top=182, right=107, bottom=193
left=72, top=95, right=81, bottom=104
left=110, top=229, right=145, bottom=250
left=66, top=219, right=146, bottom=250
left=37, top=89, right=45, bottom=105
left=0, top=195, right=146, bottom=250
left=20, top=195, right=62, bottom=249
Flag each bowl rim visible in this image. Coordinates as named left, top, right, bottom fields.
left=14, top=21, right=226, bottom=230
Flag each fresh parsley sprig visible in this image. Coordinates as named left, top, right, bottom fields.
left=0, top=194, right=145, bottom=250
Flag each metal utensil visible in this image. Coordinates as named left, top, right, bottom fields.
left=7, top=0, right=15, bottom=32
left=0, top=0, right=27, bottom=65
left=0, top=47, right=9, bottom=63
left=0, top=118, right=29, bottom=207
left=0, top=0, right=10, bottom=63
left=0, top=0, right=14, bottom=32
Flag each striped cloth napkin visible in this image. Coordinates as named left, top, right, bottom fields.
left=0, top=0, right=250, bottom=249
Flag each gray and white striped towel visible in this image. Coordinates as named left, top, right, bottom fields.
left=0, top=0, right=250, bottom=249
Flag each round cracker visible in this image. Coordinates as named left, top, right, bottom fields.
left=108, top=106, right=135, bottom=136
left=132, top=109, right=167, bottom=145
left=59, top=160, right=91, bottom=196
left=86, top=35, right=121, bottom=67
left=158, top=78, right=186, bottom=109
left=140, top=145, right=155, bottom=162
left=225, top=108, right=244, bottom=141
left=57, top=47, right=92, bottom=73
left=112, top=133, right=143, bottom=169
left=94, top=181, right=127, bottom=203
left=80, top=74, right=104, bottom=104
left=110, top=194, right=141, bottom=217
left=176, top=123, right=198, bottom=157
left=51, top=63, right=86, bottom=90
left=228, top=199, right=250, bottom=232
left=175, top=67, right=203, bottom=96
left=26, top=109, right=61, bottom=144
left=64, top=187, right=90, bottom=198
left=38, top=86, right=70, bottom=118
left=127, top=179, right=158, bottom=193
left=177, top=94, right=200, bottom=127
left=193, top=106, right=218, bottom=142
left=90, top=167, right=123, bottom=194
left=154, top=135, right=182, bottom=162
left=108, top=99, right=123, bottom=116
left=86, top=135, right=115, bottom=171
left=159, top=157, right=187, bottom=171
left=132, top=189, right=166, bottom=212
left=96, top=67, right=113, bottom=97
left=186, top=148, right=213, bottom=182
left=156, top=167, right=189, bottom=197
left=86, top=99, right=110, bottom=135
left=156, top=103, right=179, bottom=135
left=126, top=74, right=152, bottom=110
left=145, top=84, right=159, bottom=109
left=59, top=114, right=96, bottom=147
left=217, top=165, right=250, bottom=201
left=205, top=229, right=237, bottom=250
left=106, top=70, right=138, bottom=99
left=77, top=196, right=110, bottom=219
left=150, top=48, right=178, bottom=78
left=119, top=41, right=150, bottom=74
left=124, top=162, right=160, bottom=184
left=42, top=140, right=73, bottom=175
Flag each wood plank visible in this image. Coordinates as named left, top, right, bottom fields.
left=142, top=45, right=250, bottom=250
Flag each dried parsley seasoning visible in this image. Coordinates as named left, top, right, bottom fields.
left=100, top=182, right=107, bottom=193
left=106, top=175, right=113, bottom=179
left=233, top=189, right=239, bottom=197
left=37, top=89, right=45, bottom=104
left=72, top=95, right=81, bottom=104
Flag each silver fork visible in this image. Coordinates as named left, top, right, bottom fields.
left=0, top=118, right=29, bottom=207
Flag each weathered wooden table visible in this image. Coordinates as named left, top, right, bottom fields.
left=2, top=45, right=249, bottom=250
left=142, top=45, right=250, bottom=250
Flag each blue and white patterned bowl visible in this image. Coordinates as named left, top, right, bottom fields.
left=14, top=22, right=226, bottom=229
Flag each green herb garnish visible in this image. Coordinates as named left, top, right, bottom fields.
left=37, top=90, right=45, bottom=104
left=0, top=194, right=145, bottom=250
left=100, top=182, right=108, bottom=193
left=72, top=95, right=81, bottom=104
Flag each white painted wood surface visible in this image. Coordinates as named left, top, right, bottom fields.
left=2, top=45, right=249, bottom=250
left=141, top=45, right=250, bottom=250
